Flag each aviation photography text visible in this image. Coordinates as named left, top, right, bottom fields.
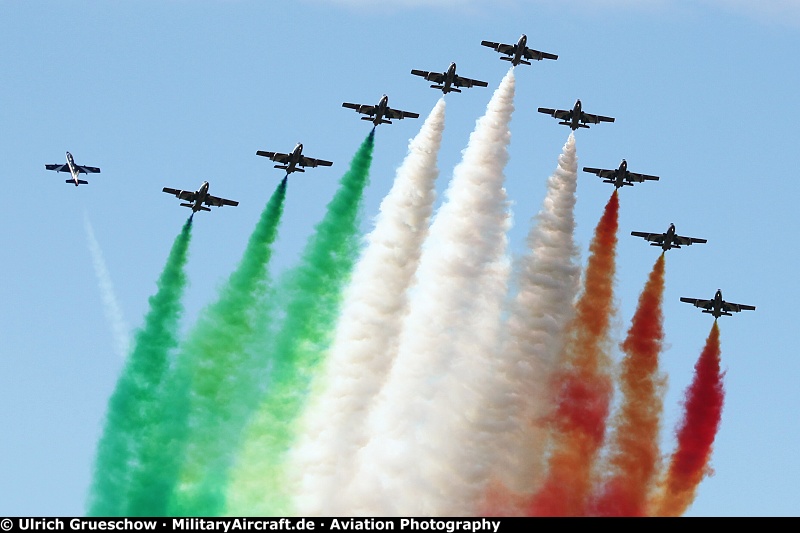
left=6, top=518, right=503, bottom=533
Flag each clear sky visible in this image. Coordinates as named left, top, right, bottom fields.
left=1, top=0, right=798, bottom=517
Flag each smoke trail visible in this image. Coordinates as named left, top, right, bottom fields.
left=349, top=69, right=515, bottom=516
left=288, top=100, right=445, bottom=516
left=84, top=212, right=130, bottom=359
left=480, top=132, right=581, bottom=515
left=590, top=253, right=667, bottom=516
left=527, top=190, right=619, bottom=516
left=650, top=321, right=724, bottom=516
left=225, top=131, right=375, bottom=516
left=161, top=178, right=289, bottom=516
left=86, top=216, right=194, bottom=516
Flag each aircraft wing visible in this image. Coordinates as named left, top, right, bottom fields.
left=680, top=297, right=713, bottom=310
left=453, top=75, right=488, bottom=88
left=163, top=187, right=196, bottom=202
left=299, top=155, right=333, bottom=168
left=256, top=150, right=290, bottom=163
left=342, top=102, right=376, bottom=115
left=411, top=69, right=446, bottom=84
left=45, top=164, right=69, bottom=172
left=538, top=107, right=572, bottom=120
left=384, top=107, right=420, bottom=120
left=583, top=167, right=617, bottom=179
left=722, top=301, right=756, bottom=313
left=481, top=40, right=514, bottom=54
left=76, top=165, right=101, bottom=174
left=204, top=194, right=239, bottom=208
left=523, top=47, right=558, bottom=61
left=631, top=231, right=665, bottom=244
left=674, top=235, right=708, bottom=246
left=580, top=112, right=615, bottom=125
left=627, top=172, right=660, bottom=183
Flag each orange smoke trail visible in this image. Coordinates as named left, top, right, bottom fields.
left=589, top=253, right=667, bottom=516
left=650, top=321, right=724, bottom=516
left=527, top=191, right=619, bottom=516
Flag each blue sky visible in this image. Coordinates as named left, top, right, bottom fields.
left=1, top=0, right=798, bottom=517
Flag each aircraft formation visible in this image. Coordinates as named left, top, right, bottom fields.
left=43, top=33, right=754, bottom=319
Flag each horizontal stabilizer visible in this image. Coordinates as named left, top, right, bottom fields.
left=431, top=85, right=444, bottom=90
left=520, top=60, right=531, bottom=65
left=379, top=119, right=391, bottom=124
left=274, top=164, right=288, bottom=170
left=199, top=206, right=211, bottom=212
left=361, top=116, right=374, bottom=121
left=180, top=203, right=194, bottom=208
left=500, top=57, right=512, bottom=62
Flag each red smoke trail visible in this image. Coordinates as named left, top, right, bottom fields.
left=589, top=253, right=666, bottom=516
left=650, top=321, right=724, bottom=516
left=527, top=191, right=619, bottom=516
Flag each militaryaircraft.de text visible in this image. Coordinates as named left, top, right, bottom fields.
left=481, top=34, right=558, bottom=66
left=632, top=223, right=707, bottom=252
left=162, top=181, right=239, bottom=213
left=45, top=151, right=101, bottom=187
left=680, top=289, right=756, bottom=319
left=411, top=62, right=488, bottom=94
left=256, top=143, right=333, bottom=176
left=583, top=159, right=659, bottom=189
left=342, top=94, right=420, bottom=127
left=538, top=99, right=615, bottom=131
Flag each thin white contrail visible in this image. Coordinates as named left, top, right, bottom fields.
left=488, top=133, right=582, bottom=511
left=347, top=69, right=515, bottom=516
left=84, top=212, right=130, bottom=358
left=287, top=100, right=446, bottom=516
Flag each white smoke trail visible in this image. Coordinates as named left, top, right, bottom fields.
left=84, top=212, right=131, bottom=359
left=488, top=133, right=582, bottom=509
left=287, top=100, right=446, bottom=516
left=347, top=69, right=515, bottom=516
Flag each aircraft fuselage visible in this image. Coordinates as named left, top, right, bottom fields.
left=571, top=100, right=582, bottom=130
left=512, top=34, right=527, bottom=66
left=66, top=151, right=80, bottom=186
left=193, top=181, right=210, bottom=212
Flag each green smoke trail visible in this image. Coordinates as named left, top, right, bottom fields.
left=123, top=181, right=286, bottom=516
left=225, top=130, right=375, bottom=516
left=168, top=177, right=289, bottom=516
left=86, top=216, right=194, bottom=516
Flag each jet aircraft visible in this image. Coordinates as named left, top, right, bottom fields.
left=631, top=223, right=707, bottom=252
left=680, top=289, right=755, bottom=319
left=583, top=159, right=659, bottom=189
left=162, top=181, right=238, bottom=213
left=342, top=94, right=420, bottom=127
left=256, top=143, right=333, bottom=176
left=411, top=62, right=488, bottom=94
left=45, top=151, right=101, bottom=186
left=537, top=99, right=615, bottom=131
left=481, top=34, right=558, bottom=66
